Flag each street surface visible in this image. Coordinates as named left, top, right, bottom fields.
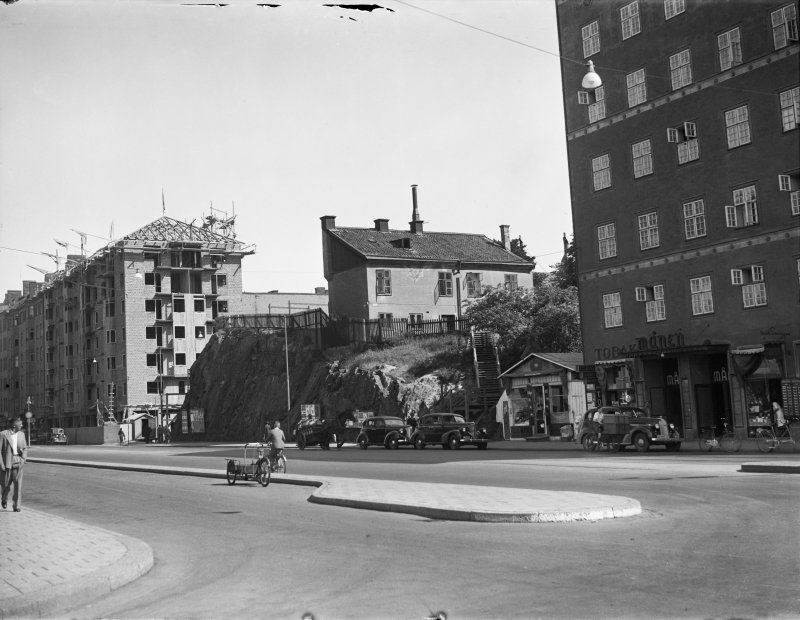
left=24, top=443, right=800, bottom=619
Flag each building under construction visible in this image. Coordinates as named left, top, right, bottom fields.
left=0, top=215, right=253, bottom=437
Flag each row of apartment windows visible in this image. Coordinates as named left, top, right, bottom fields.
left=146, top=381, right=186, bottom=395
left=145, top=325, right=206, bottom=340
left=375, top=270, right=519, bottom=297
left=590, top=89, right=799, bottom=190
left=147, top=353, right=189, bottom=367
left=143, top=272, right=227, bottom=290
left=601, top=261, right=800, bottom=329
left=144, top=298, right=228, bottom=314
left=596, top=181, right=799, bottom=260
left=582, top=2, right=796, bottom=59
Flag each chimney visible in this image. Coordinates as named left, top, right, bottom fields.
left=374, top=218, right=389, bottom=232
left=320, top=215, right=336, bottom=230
left=410, top=184, right=424, bottom=234
left=500, top=225, right=511, bottom=251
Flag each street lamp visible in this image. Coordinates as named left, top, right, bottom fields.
left=582, top=60, right=602, bottom=90
left=25, top=396, right=33, bottom=445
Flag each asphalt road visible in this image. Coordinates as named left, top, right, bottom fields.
left=23, top=445, right=800, bottom=619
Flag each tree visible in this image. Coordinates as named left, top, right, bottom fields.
left=463, top=276, right=581, bottom=367
left=510, top=236, right=535, bottom=268
left=551, top=233, right=577, bottom=289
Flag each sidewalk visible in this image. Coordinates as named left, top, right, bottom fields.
left=0, top=506, right=152, bottom=620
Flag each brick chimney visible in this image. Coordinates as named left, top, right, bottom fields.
left=500, top=225, right=511, bottom=251
left=410, top=184, right=424, bottom=234
left=320, top=215, right=336, bottom=230
left=374, top=219, right=389, bottom=232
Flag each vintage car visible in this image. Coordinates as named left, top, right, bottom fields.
left=411, top=413, right=489, bottom=450
left=47, top=428, right=68, bottom=445
left=356, top=416, right=411, bottom=449
left=577, top=406, right=682, bottom=452
left=295, top=420, right=334, bottom=450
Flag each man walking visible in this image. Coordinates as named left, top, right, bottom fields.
left=1, top=417, right=28, bottom=512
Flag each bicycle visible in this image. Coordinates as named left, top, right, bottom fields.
left=255, top=443, right=287, bottom=485
left=755, top=422, right=798, bottom=453
left=698, top=419, right=741, bottom=453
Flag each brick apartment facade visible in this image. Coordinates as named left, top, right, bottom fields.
left=557, top=0, right=799, bottom=437
left=0, top=216, right=251, bottom=432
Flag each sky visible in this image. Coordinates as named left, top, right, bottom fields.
left=0, top=0, right=572, bottom=297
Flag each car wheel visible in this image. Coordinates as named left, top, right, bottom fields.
left=386, top=436, right=398, bottom=450
left=297, top=434, right=306, bottom=450
left=633, top=433, right=650, bottom=452
left=358, top=436, right=369, bottom=449
left=414, top=436, right=425, bottom=450
left=448, top=435, right=461, bottom=450
left=581, top=434, right=596, bottom=452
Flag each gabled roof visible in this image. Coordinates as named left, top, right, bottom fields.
left=327, top=226, right=531, bottom=266
left=499, top=351, right=584, bottom=378
left=123, top=216, right=238, bottom=244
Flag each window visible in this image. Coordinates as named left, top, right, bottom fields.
left=145, top=299, right=156, bottom=312
left=144, top=273, right=161, bottom=292
left=582, top=20, right=600, bottom=57
left=178, top=381, right=186, bottom=395
left=690, top=276, right=714, bottom=315
left=107, top=357, right=116, bottom=370
left=638, top=212, right=660, bottom=250
left=194, top=299, right=205, bottom=312
left=147, top=381, right=159, bottom=394
left=677, top=138, right=700, bottom=164
left=632, top=139, right=653, bottom=178
left=378, top=313, right=393, bottom=324
left=376, top=269, right=392, bottom=296
left=146, top=354, right=157, bottom=367
left=216, top=300, right=229, bottom=313
left=106, top=329, right=116, bottom=344
left=597, top=223, right=617, bottom=259
left=578, top=91, right=590, bottom=105
left=174, top=326, right=186, bottom=339
left=780, top=87, right=799, bottom=132
left=718, top=27, right=742, bottom=71
left=726, top=185, right=759, bottom=228
left=771, top=4, right=798, bottom=50
left=195, top=326, right=205, bottom=339
left=779, top=173, right=800, bottom=215
left=725, top=105, right=751, bottom=148
left=409, top=313, right=423, bottom=327
left=683, top=200, right=707, bottom=239
left=173, top=298, right=185, bottom=313
left=176, top=353, right=187, bottom=365
left=603, top=292, right=623, bottom=328
left=636, top=284, right=666, bottom=322
left=504, top=274, right=519, bottom=291
left=732, top=266, right=767, bottom=308
left=592, top=154, right=611, bottom=191
left=216, top=274, right=227, bottom=288
left=620, top=1, right=641, bottom=39
left=465, top=273, right=482, bottom=297
left=588, top=86, right=606, bottom=123
left=669, top=49, right=692, bottom=90
left=664, top=0, right=684, bottom=20
left=145, top=326, right=156, bottom=339
left=437, top=272, right=453, bottom=297
left=626, top=68, right=647, bottom=107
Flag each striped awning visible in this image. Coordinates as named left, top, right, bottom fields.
left=730, top=346, right=765, bottom=355
left=594, top=358, right=632, bottom=366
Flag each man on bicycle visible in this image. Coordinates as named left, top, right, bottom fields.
left=267, top=421, right=285, bottom=468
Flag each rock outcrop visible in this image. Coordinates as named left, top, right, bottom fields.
left=183, top=328, right=459, bottom=441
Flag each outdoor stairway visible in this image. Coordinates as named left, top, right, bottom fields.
left=470, top=330, right=503, bottom=425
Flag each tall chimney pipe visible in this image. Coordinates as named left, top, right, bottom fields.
left=500, top=225, right=511, bottom=251
left=410, top=184, right=423, bottom=233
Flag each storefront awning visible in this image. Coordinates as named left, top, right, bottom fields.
left=594, top=358, right=632, bottom=366
left=730, top=346, right=765, bottom=355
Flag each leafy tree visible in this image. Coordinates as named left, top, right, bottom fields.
left=510, top=236, right=535, bottom=268
left=551, top=233, right=577, bottom=289
left=464, top=276, right=581, bottom=367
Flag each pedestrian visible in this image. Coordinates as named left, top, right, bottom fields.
left=773, top=400, right=786, bottom=429
left=1, top=416, right=28, bottom=512
left=118, top=427, right=125, bottom=445
left=164, top=424, right=171, bottom=444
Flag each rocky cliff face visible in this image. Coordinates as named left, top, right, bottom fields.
left=183, top=328, right=456, bottom=441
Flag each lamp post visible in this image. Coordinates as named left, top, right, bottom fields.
left=25, top=396, right=33, bottom=445
left=284, top=317, right=291, bottom=426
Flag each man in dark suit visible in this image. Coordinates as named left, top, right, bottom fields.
left=1, top=416, right=28, bottom=512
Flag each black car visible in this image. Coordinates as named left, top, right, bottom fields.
left=411, top=413, right=488, bottom=449
left=356, top=416, right=411, bottom=449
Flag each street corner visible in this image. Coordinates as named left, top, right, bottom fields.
left=0, top=508, right=154, bottom=620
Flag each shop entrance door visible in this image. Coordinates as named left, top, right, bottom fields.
left=695, top=383, right=731, bottom=430
left=531, top=385, right=548, bottom=435
left=649, top=386, right=683, bottom=431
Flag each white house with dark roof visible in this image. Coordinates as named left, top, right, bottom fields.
left=320, top=186, right=534, bottom=323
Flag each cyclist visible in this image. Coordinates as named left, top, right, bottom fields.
left=772, top=401, right=787, bottom=431
left=267, top=421, right=285, bottom=470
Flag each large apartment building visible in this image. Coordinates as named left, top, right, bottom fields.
left=556, top=0, right=799, bottom=437
left=0, top=216, right=252, bottom=431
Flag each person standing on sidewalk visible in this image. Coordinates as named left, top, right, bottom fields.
left=1, top=416, right=28, bottom=512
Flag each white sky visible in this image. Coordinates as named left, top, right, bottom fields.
left=0, top=0, right=572, bottom=296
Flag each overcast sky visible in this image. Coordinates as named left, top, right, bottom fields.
left=0, top=0, right=572, bottom=297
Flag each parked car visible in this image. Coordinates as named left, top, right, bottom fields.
left=47, top=428, right=68, bottom=445
left=295, top=420, right=334, bottom=450
left=411, top=413, right=489, bottom=450
left=577, top=406, right=681, bottom=452
left=356, top=416, right=411, bottom=449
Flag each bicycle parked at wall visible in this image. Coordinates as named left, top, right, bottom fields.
left=698, top=419, right=741, bottom=453
left=755, top=421, right=798, bottom=453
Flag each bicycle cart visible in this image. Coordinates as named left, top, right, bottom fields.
left=225, top=443, right=270, bottom=487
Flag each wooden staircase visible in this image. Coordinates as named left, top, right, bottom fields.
left=470, top=330, right=503, bottom=426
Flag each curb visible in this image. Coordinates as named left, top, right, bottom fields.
left=739, top=461, right=800, bottom=474
left=0, top=510, right=153, bottom=620
left=30, top=457, right=642, bottom=523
